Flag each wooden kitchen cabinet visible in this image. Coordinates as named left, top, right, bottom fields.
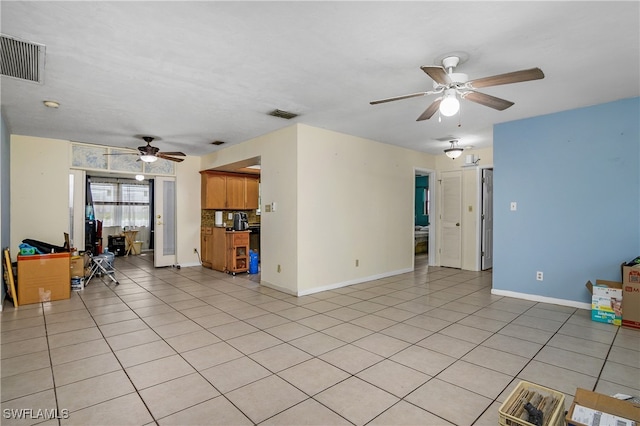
left=245, top=177, right=259, bottom=210
left=200, top=171, right=259, bottom=210
left=207, top=228, right=249, bottom=274
left=201, top=173, right=226, bottom=209
left=200, top=227, right=214, bottom=268
left=226, top=231, right=250, bottom=275
left=225, top=175, right=246, bottom=209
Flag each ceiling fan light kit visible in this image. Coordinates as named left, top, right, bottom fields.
left=439, top=89, right=460, bottom=117
left=370, top=54, right=544, bottom=122
left=444, top=140, right=464, bottom=159
left=139, top=154, right=158, bottom=163
left=102, top=135, right=186, bottom=163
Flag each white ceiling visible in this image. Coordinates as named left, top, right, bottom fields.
left=1, top=1, right=638, bottom=157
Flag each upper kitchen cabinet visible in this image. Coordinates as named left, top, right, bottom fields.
left=245, top=177, right=259, bottom=210
left=201, top=171, right=259, bottom=210
left=201, top=173, right=226, bottom=209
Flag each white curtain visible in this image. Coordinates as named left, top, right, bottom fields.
left=90, top=178, right=150, bottom=229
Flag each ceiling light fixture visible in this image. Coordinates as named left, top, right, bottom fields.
left=444, top=140, right=464, bottom=159
left=43, top=100, right=60, bottom=108
left=439, top=89, right=460, bottom=117
left=135, top=174, right=144, bottom=181
left=139, top=155, right=158, bottom=163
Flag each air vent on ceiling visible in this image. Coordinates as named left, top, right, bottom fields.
left=211, top=140, right=226, bottom=146
left=268, top=109, right=298, bottom=120
left=0, top=34, right=46, bottom=84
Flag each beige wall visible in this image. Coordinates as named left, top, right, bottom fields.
left=11, top=136, right=71, bottom=254
left=10, top=135, right=201, bottom=267
left=201, top=125, right=300, bottom=294
left=202, top=124, right=438, bottom=295
left=296, top=125, right=435, bottom=293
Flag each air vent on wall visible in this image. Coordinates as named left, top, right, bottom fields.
left=268, top=109, right=298, bottom=120
left=0, top=34, right=46, bottom=84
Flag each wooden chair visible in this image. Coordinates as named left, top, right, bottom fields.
left=3, top=248, right=18, bottom=307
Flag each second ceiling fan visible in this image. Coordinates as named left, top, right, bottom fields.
left=370, top=55, right=544, bottom=121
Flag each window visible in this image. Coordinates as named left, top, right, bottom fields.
left=90, top=179, right=150, bottom=228
left=423, top=188, right=430, bottom=216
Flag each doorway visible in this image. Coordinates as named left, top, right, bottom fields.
left=414, top=168, right=436, bottom=267
left=481, top=168, right=494, bottom=270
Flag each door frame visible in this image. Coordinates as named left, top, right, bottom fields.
left=413, top=167, right=436, bottom=268
left=476, top=164, right=494, bottom=271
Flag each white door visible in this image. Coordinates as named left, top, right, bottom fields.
left=481, top=169, right=494, bottom=270
left=154, top=176, right=176, bottom=267
left=440, top=171, right=462, bottom=268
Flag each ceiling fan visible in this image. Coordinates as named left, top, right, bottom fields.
left=106, top=136, right=186, bottom=163
left=370, top=55, right=544, bottom=121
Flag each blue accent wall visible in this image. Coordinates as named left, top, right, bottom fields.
left=415, top=176, right=429, bottom=226
left=493, top=97, right=640, bottom=304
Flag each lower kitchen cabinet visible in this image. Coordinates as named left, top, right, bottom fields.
left=208, top=228, right=250, bottom=274
left=226, top=231, right=249, bottom=275
left=200, top=227, right=214, bottom=268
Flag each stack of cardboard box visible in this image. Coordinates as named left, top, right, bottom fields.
left=586, top=257, right=640, bottom=330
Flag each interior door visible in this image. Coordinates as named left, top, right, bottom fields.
left=481, top=168, right=494, bottom=270
left=440, top=171, right=462, bottom=268
left=154, top=176, right=176, bottom=267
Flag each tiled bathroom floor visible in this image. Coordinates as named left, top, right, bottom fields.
left=1, top=254, right=639, bottom=425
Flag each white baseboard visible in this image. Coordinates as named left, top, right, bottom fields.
left=259, top=280, right=297, bottom=296
left=491, top=288, right=591, bottom=310
left=177, top=262, right=201, bottom=268
left=297, top=267, right=413, bottom=296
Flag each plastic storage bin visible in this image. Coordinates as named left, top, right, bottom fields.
left=249, top=250, right=259, bottom=274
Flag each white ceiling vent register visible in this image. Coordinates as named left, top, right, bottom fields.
left=0, top=34, right=46, bottom=84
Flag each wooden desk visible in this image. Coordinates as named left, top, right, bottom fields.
left=17, top=253, right=70, bottom=305
left=123, top=230, right=139, bottom=256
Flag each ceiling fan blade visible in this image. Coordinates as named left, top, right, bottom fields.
left=463, top=91, right=514, bottom=111
left=159, top=151, right=186, bottom=156
left=416, top=98, right=442, bottom=121
left=420, top=66, right=451, bottom=85
left=370, top=92, right=428, bottom=105
left=156, top=153, right=184, bottom=162
left=467, top=68, right=544, bottom=89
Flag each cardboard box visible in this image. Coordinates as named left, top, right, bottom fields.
left=622, top=264, right=640, bottom=329
left=566, top=388, right=640, bottom=426
left=586, top=280, right=623, bottom=326
left=70, top=253, right=89, bottom=278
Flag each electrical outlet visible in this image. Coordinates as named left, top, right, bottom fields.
left=510, top=202, right=517, bottom=211
left=536, top=271, right=543, bottom=281
left=277, top=264, right=281, bottom=273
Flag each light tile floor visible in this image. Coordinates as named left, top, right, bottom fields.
left=1, top=254, right=639, bottom=425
